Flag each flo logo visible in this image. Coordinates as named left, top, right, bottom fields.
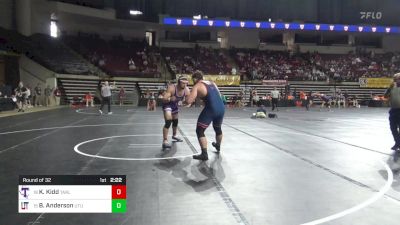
left=360, top=12, right=382, bottom=20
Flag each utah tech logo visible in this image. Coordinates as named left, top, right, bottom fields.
left=19, top=186, right=29, bottom=199
left=20, top=202, right=29, bottom=210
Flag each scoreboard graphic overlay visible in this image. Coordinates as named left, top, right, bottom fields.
left=18, top=175, right=126, bottom=213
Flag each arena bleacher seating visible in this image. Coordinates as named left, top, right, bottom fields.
left=162, top=46, right=231, bottom=75
left=63, top=34, right=161, bottom=78
left=0, top=28, right=102, bottom=75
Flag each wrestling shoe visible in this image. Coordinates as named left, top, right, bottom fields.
left=172, top=136, right=183, bottom=142
left=162, top=142, right=171, bottom=149
left=193, top=152, right=208, bottom=161
left=212, top=142, right=221, bottom=153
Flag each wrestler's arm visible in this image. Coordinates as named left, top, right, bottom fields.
left=185, top=84, right=198, bottom=104
left=183, top=86, right=192, bottom=107
left=163, top=85, right=174, bottom=103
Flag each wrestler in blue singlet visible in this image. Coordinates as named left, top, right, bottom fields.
left=197, top=81, right=225, bottom=129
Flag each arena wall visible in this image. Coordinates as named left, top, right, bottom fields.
left=19, top=56, right=56, bottom=89
left=0, top=0, right=14, bottom=30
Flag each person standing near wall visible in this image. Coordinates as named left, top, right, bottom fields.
left=119, top=86, right=125, bottom=106
left=44, top=85, right=51, bottom=107
left=25, top=85, right=32, bottom=108
left=99, top=81, right=114, bottom=115
left=53, top=86, right=61, bottom=106
left=271, top=87, right=280, bottom=111
left=34, top=83, right=42, bottom=106
left=15, top=81, right=28, bottom=112
left=384, top=73, right=400, bottom=151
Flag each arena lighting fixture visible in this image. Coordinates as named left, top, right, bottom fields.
left=163, top=17, right=400, bottom=34
left=193, top=15, right=201, bottom=20
left=50, top=21, right=58, bottom=38
left=129, top=10, right=143, bottom=16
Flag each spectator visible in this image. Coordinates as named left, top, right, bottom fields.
left=231, top=67, right=237, bottom=75
left=128, top=58, right=136, bottom=70
left=34, top=83, right=42, bottom=106
left=25, top=85, right=32, bottom=108
left=44, top=85, right=52, bottom=107
left=147, top=92, right=156, bottom=111
left=221, top=93, right=227, bottom=106
left=53, top=86, right=61, bottom=106
left=98, top=56, right=106, bottom=67
left=14, top=81, right=28, bottom=112
left=271, top=87, right=280, bottom=111
left=119, top=86, right=125, bottom=106
left=85, top=92, right=94, bottom=107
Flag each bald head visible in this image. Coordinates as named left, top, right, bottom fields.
left=394, top=73, right=400, bottom=80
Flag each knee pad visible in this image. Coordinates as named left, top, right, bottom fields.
left=196, top=126, right=206, bottom=138
left=164, top=120, right=172, bottom=129
left=213, top=125, right=222, bottom=135
left=172, top=119, right=178, bottom=127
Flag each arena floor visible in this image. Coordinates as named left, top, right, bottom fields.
left=1, top=106, right=400, bottom=225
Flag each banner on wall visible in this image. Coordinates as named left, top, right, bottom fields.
left=180, top=74, right=240, bottom=86
left=262, top=80, right=288, bottom=86
left=359, top=77, right=392, bottom=88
